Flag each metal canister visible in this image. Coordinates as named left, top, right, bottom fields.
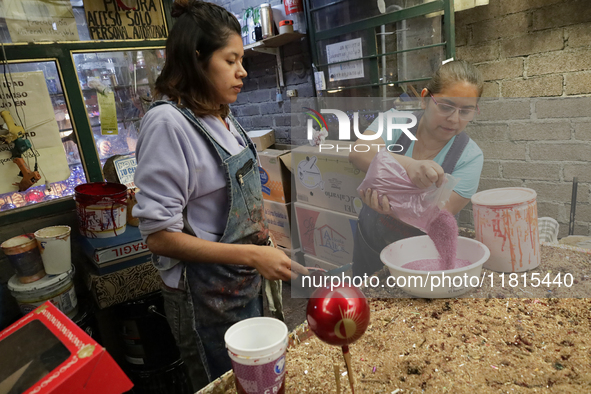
left=260, top=3, right=274, bottom=39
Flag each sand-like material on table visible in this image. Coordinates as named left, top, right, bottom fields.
left=220, top=297, right=591, bottom=393
left=204, top=242, right=591, bottom=394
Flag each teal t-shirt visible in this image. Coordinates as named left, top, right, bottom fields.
left=366, top=112, right=484, bottom=199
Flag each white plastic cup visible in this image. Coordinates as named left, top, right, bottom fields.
left=34, top=226, right=72, bottom=275
left=225, top=317, right=288, bottom=394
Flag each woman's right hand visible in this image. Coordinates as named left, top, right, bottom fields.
left=249, top=245, right=309, bottom=281
left=405, top=159, right=445, bottom=189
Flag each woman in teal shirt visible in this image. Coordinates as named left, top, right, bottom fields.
left=349, top=60, right=484, bottom=277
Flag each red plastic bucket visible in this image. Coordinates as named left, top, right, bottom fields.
left=75, top=182, right=128, bottom=238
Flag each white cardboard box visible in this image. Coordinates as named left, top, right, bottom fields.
left=259, top=149, right=291, bottom=203
left=264, top=201, right=298, bottom=249
left=247, top=129, right=276, bottom=151
left=292, top=141, right=366, bottom=216
left=294, top=202, right=358, bottom=267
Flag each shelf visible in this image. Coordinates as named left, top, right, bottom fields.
left=88, top=116, right=142, bottom=123
left=79, top=83, right=151, bottom=93
left=243, top=32, right=305, bottom=87
left=244, top=32, right=305, bottom=54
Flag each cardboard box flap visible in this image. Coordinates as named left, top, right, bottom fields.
left=247, top=129, right=276, bottom=151
left=259, top=149, right=292, bottom=203
left=247, top=129, right=273, bottom=138
left=279, top=152, right=292, bottom=173
left=259, top=149, right=292, bottom=173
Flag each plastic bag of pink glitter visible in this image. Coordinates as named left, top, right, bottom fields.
left=357, top=149, right=459, bottom=232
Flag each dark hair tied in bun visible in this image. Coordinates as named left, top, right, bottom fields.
left=171, top=0, right=197, bottom=18
left=156, top=1, right=241, bottom=118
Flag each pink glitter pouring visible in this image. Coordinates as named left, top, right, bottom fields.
left=419, top=210, right=460, bottom=270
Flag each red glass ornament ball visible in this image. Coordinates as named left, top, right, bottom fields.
left=306, top=286, right=370, bottom=347
left=25, top=189, right=46, bottom=203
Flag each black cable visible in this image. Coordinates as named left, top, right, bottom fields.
left=3, top=64, right=27, bottom=137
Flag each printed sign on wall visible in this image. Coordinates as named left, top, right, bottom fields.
left=114, top=156, right=137, bottom=188
left=3, top=0, right=79, bottom=42
left=83, top=0, right=168, bottom=40
left=325, top=38, right=364, bottom=82
left=0, top=72, right=71, bottom=194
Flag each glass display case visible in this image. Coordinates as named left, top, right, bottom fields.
left=0, top=60, right=86, bottom=211
left=0, top=0, right=170, bottom=222
left=0, top=49, right=165, bottom=213
left=72, top=49, right=166, bottom=163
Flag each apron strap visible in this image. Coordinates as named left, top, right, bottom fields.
left=149, top=100, right=233, bottom=158
left=393, top=111, right=470, bottom=175
left=440, top=131, right=469, bottom=174
left=393, top=111, right=422, bottom=155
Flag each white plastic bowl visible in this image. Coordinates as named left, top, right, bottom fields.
left=380, top=236, right=490, bottom=298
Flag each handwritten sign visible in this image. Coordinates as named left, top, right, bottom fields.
left=97, top=90, right=119, bottom=135
left=83, top=0, right=168, bottom=40
left=114, top=156, right=137, bottom=188
left=325, top=38, right=364, bottom=82
left=0, top=71, right=70, bottom=194
left=3, top=0, right=79, bottom=42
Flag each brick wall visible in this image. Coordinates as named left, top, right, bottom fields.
left=223, top=0, right=591, bottom=236
left=455, top=0, right=591, bottom=237
left=213, top=0, right=314, bottom=143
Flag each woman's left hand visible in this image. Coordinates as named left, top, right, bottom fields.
left=359, top=188, right=392, bottom=216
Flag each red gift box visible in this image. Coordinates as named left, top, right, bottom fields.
left=0, top=301, right=133, bottom=394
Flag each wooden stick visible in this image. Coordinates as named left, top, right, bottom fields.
left=333, top=360, right=341, bottom=394
left=342, top=346, right=355, bottom=394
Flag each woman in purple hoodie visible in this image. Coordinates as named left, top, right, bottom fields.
left=133, top=1, right=300, bottom=390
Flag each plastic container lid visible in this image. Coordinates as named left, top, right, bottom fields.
left=34, top=225, right=70, bottom=239
left=471, top=187, right=537, bottom=207
left=279, top=20, right=293, bottom=26
left=8, top=266, right=74, bottom=294
left=225, top=317, right=288, bottom=357
left=1, top=233, right=36, bottom=250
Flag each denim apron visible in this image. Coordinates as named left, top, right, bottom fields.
left=150, top=101, right=269, bottom=383
left=352, top=112, right=470, bottom=277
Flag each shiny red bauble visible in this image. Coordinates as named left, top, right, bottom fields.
left=306, top=286, right=370, bottom=347
left=25, top=189, right=45, bottom=204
